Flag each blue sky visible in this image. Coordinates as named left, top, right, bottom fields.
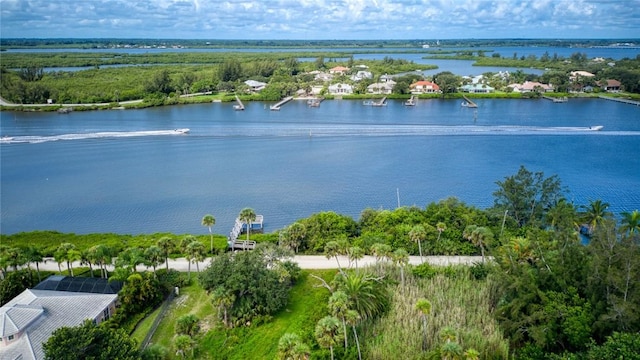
left=1, top=0, right=638, bottom=40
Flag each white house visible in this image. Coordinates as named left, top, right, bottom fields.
left=328, top=83, right=353, bottom=95
left=380, top=74, right=395, bottom=83
left=244, top=80, right=266, bottom=92
left=350, top=71, right=373, bottom=82
left=507, top=81, right=553, bottom=93
left=460, top=83, right=495, bottom=93
left=367, top=81, right=396, bottom=94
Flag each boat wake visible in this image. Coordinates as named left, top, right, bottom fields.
left=206, top=124, right=625, bottom=137
left=1, top=129, right=189, bottom=144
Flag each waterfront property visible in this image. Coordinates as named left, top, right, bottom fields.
left=0, top=277, right=120, bottom=360
left=410, top=80, right=440, bottom=94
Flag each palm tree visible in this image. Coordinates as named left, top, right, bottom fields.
left=80, top=249, right=95, bottom=277
left=347, top=246, right=364, bottom=270
left=117, top=247, right=145, bottom=273
left=4, top=247, right=26, bottom=272
left=392, top=248, right=409, bottom=287
left=409, top=224, right=427, bottom=263
left=211, top=287, right=235, bottom=328
left=157, top=236, right=175, bottom=271
left=277, top=333, right=310, bottom=360
left=580, top=199, right=611, bottom=234
left=463, top=225, right=493, bottom=263
left=87, top=244, right=111, bottom=279
left=144, top=246, right=164, bottom=277
left=328, top=291, right=350, bottom=348
left=315, top=316, right=343, bottom=360
left=24, top=246, right=44, bottom=282
left=201, top=214, right=216, bottom=254
left=345, top=309, right=362, bottom=360
left=620, top=209, right=640, bottom=235
left=440, top=326, right=458, bottom=343
left=174, top=334, right=195, bottom=359
left=370, top=243, right=392, bottom=264
left=239, top=207, right=257, bottom=241
left=324, top=241, right=344, bottom=273
left=279, top=222, right=306, bottom=253
left=416, top=298, right=432, bottom=351
left=440, top=341, right=463, bottom=360
left=334, top=271, right=389, bottom=322
left=56, top=243, right=80, bottom=276
left=463, top=348, right=480, bottom=360
left=436, top=222, right=447, bottom=242
left=186, top=240, right=206, bottom=275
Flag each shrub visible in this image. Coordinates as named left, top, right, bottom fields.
left=412, top=263, right=438, bottom=279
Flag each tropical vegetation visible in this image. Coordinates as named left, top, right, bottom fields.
left=1, top=166, right=639, bottom=359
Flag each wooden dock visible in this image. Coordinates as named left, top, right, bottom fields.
left=307, top=97, right=323, bottom=107
left=233, top=95, right=245, bottom=110
left=228, top=214, right=264, bottom=250
left=363, top=97, right=387, bottom=106
left=542, top=95, right=568, bottom=103
left=404, top=96, right=416, bottom=106
left=598, top=95, right=640, bottom=106
left=461, top=95, right=478, bottom=108
left=270, top=96, right=293, bottom=111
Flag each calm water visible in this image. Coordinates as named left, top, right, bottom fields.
left=1, top=98, right=639, bottom=235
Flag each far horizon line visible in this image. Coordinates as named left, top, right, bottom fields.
left=2, top=37, right=639, bottom=41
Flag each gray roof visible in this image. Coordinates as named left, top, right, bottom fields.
left=0, top=289, right=117, bottom=360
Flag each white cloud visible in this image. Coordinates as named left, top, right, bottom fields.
left=0, top=0, right=638, bottom=38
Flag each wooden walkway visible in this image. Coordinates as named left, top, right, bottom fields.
left=542, top=95, right=568, bottom=102
left=598, top=95, right=640, bottom=106
left=461, top=95, right=478, bottom=108
left=233, top=95, right=245, bottom=110
left=228, top=214, right=264, bottom=250
left=270, top=96, right=293, bottom=111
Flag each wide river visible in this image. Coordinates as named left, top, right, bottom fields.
left=1, top=98, right=639, bottom=235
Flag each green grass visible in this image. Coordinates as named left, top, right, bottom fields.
left=145, top=270, right=334, bottom=359
left=131, top=304, right=164, bottom=346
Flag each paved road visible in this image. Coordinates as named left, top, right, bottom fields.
left=33, top=255, right=485, bottom=273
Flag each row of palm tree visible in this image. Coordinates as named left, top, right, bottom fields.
left=0, top=234, right=210, bottom=283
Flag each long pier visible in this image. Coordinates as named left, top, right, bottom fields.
left=598, top=95, right=640, bottom=106
left=270, top=96, right=293, bottom=111
left=542, top=95, right=568, bottom=103
left=228, top=214, right=264, bottom=250
left=461, top=95, right=478, bottom=108
left=233, top=95, right=245, bottom=110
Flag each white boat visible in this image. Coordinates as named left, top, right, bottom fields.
left=588, top=126, right=604, bottom=131
left=174, top=128, right=190, bottom=134
left=233, top=104, right=244, bottom=110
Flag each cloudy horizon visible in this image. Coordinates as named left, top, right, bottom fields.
left=1, top=0, right=639, bottom=40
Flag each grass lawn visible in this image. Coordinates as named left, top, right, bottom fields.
left=146, top=269, right=335, bottom=359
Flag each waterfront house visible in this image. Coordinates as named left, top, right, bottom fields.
left=0, top=276, right=120, bottom=360
left=569, top=71, right=595, bottom=82
left=350, top=70, right=373, bottom=82
left=329, top=66, right=350, bottom=75
left=597, top=79, right=622, bottom=92
left=380, top=74, right=395, bottom=83
left=508, top=81, right=553, bottom=93
left=244, top=80, right=267, bottom=92
left=460, top=83, right=495, bottom=93
left=328, top=83, right=353, bottom=95
left=409, top=80, right=440, bottom=94
left=312, top=71, right=334, bottom=82
left=367, top=81, right=396, bottom=94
